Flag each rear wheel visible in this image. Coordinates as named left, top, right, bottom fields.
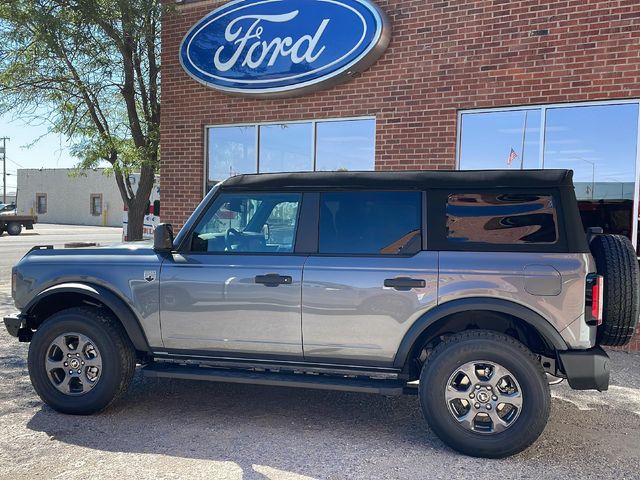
left=419, top=330, right=550, bottom=458
left=590, top=234, right=640, bottom=346
left=28, top=306, right=136, bottom=415
left=7, top=222, right=21, bottom=236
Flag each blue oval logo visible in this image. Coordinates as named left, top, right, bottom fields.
left=180, top=0, right=391, bottom=97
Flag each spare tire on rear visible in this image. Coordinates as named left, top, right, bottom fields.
left=590, top=234, right=640, bottom=346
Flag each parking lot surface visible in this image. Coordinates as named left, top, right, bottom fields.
left=0, top=224, right=639, bottom=479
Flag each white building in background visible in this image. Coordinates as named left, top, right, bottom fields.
left=16, top=168, right=123, bottom=227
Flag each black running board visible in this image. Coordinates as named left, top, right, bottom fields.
left=142, top=363, right=407, bottom=395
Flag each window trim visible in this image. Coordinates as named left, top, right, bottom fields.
left=36, top=193, right=47, bottom=215
left=456, top=99, right=640, bottom=249
left=204, top=116, right=377, bottom=189
left=90, top=193, right=103, bottom=217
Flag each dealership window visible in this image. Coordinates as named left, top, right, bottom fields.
left=458, top=101, right=640, bottom=248
left=36, top=194, right=47, bottom=214
left=318, top=191, right=422, bottom=255
left=207, top=118, right=376, bottom=189
left=90, top=194, right=103, bottom=216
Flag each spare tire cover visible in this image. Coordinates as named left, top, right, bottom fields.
left=590, top=234, right=640, bottom=346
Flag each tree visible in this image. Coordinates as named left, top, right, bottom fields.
left=0, top=0, right=163, bottom=240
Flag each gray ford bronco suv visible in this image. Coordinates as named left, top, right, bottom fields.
left=5, top=170, right=639, bottom=458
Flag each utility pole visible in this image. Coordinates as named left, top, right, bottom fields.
left=0, top=137, right=8, bottom=204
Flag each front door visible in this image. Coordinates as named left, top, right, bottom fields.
left=302, top=190, right=438, bottom=366
left=159, top=191, right=305, bottom=358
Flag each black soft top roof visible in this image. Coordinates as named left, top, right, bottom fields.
left=220, top=169, right=574, bottom=191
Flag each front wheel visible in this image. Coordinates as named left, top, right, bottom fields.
left=419, top=330, right=550, bottom=458
left=28, top=306, right=136, bottom=415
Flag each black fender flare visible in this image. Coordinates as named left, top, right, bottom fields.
left=24, top=282, right=151, bottom=352
left=392, top=297, right=568, bottom=369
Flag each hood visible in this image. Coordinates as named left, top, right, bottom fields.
left=12, top=241, right=164, bottom=311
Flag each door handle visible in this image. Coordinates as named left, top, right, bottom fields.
left=384, top=277, right=426, bottom=291
left=255, top=274, right=293, bottom=287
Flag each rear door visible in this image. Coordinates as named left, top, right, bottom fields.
left=159, top=191, right=307, bottom=358
left=301, top=190, right=438, bottom=367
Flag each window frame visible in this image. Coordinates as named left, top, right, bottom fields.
left=313, top=189, right=425, bottom=258
left=204, top=116, right=377, bottom=191
left=456, top=99, right=640, bottom=249
left=90, top=193, right=103, bottom=217
left=36, top=193, right=47, bottom=215
left=181, top=190, right=308, bottom=256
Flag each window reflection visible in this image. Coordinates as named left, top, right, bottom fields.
left=459, top=109, right=541, bottom=170
left=316, top=119, right=376, bottom=171
left=259, top=123, right=313, bottom=173
left=447, top=193, right=558, bottom=245
left=208, top=126, right=257, bottom=183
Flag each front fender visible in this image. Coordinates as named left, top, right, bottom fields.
left=24, top=282, right=151, bottom=352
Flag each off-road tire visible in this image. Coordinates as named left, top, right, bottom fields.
left=7, top=222, right=21, bottom=236
left=419, top=330, right=550, bottom=458
left=28, top=306, right=136, bottom=415
left=590, top=234, right=640, bottom=346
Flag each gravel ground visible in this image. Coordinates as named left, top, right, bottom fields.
left=0, top=226, right=639, bottom=479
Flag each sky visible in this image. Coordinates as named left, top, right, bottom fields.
left=0, top=113, right=75, bottom=194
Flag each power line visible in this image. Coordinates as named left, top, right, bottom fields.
left=5, top=156, right=24, bottom=168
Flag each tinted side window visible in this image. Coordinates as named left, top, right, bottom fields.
left=446, top=193, right=558, bottom=245
left=191, top=193, right=301, bottom=253
left=319, top=191, right=422, bottom=255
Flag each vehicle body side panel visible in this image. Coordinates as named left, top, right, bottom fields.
left=159, top=253, right=305, bottom=357
left=301, top=252, right=438, bottom=366
left=438, top=251, right=596, bottom=349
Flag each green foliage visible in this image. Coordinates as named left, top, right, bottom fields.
left=0, top=0, right=166, bottom=239
left=0, top=0, right=163, bottom=203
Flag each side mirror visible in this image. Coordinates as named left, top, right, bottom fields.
left=154, top=223, right=174, bottom=252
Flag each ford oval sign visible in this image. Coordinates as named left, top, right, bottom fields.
left=180, top=0, right=391, bottom=97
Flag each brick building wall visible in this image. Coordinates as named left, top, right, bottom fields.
left=161, top=0, right=640, bottom=350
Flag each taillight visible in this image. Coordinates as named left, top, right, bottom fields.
left=11, top=270, right=16, bottom=299
left=590, top=274, right=604, bottom=326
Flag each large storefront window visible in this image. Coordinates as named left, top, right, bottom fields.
left=207, top=117, right=376, bottom=188
left=458, top=101, right=640, bottom=248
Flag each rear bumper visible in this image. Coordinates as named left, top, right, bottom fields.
left=558, top=346, right=610, bottom=392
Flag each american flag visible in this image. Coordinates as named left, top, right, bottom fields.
left=507, top=148, right=518, bottom=166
